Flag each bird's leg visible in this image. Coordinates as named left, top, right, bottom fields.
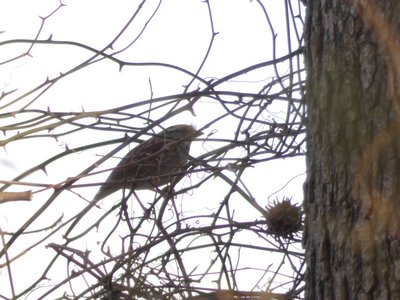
left=131, top=190, right=146, bottom=211
left=131, top=190, right=152, bottom=219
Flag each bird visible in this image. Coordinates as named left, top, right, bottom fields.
left=93, top=124, right=202, bottom=201
left=65, top=124, right=202, bottom=238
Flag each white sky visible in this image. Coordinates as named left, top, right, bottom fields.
left=0, top=0, right=306, bottom=298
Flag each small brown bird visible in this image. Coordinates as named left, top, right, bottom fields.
left=94, top=124, right=202, bottom=201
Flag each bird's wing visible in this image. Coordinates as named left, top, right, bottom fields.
left=107, top=137, right=169, bottom=181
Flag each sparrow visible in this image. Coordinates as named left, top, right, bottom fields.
left=93, top=124, right=202, bottom=201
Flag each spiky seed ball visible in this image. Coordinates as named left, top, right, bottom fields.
left=264, top=197, right=302, bottom=238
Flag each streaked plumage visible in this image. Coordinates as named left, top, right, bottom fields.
left=94, top=124, right=202, bottom=201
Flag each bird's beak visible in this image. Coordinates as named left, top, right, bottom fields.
left=192, top=129, right=203, bottom=138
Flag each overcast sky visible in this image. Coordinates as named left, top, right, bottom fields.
left=0, top=0, right=305, bottom=298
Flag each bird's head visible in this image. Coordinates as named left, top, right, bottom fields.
left=161, top=124, right=203, bottom=141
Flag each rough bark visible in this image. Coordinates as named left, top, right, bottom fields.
left=304, top=0, right=400, bottom=299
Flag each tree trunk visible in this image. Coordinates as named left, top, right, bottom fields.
left=304, top=0, right=400, bottom=299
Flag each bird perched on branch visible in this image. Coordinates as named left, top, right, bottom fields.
left=94, top=124, right=202, bottom=201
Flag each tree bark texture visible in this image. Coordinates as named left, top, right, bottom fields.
left=304, top=0, right=400, bottom=299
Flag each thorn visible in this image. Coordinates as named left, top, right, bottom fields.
left=187, top=101, right=196, bottom=116
left=41, top=166, right=48, bottom=175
